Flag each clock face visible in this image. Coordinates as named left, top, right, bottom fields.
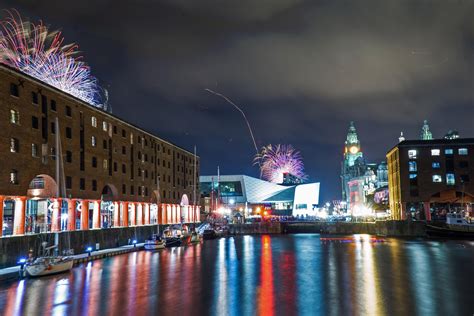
left=349, top=146, right=359, bottom=154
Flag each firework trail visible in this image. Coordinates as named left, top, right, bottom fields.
left=254, top=144, right=307, bottom=183
left=0, top=10, right=102, bottom=106
left=205, top=88, right=259, bottom=155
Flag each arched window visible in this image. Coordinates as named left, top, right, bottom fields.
left=91, top=116, right=97, bottom=127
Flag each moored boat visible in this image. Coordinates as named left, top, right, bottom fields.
left=190, top=232, right=201, bottom=243
left=165, top=237, right=182, bottom=248
left=427, top=213, right=474, bottom=239
left=25, top=256, right=74, bottom=277
left=144, top=234, right=165, bottom=250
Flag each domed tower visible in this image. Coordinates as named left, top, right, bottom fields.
left=341, top=121, right=365, bottom=203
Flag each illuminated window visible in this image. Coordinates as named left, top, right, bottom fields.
left=103, top=159, right=108, bottom=170
left=31, top=144, right=38, bottom=157
left=432, top=175, right=442, bottom=183
left=10, top=170, right=18, bottom=184
left=459, top=148, right=468, bottom=155
left=10, top=138, right=19, bottom=153
left=409, top=161, right=417, bottom=172
left=91, top=116, right=97, bottom=127
left=409, top=174, right=417, bottom=179
left=445, top=148, right=453, bottom=155
left=446, top=173, right=455, bottom=185
left=432, top=162, right=440, bottom=169
left=91, top=136, right=96, bottom=147
left=130, top=133, right=134, bottom=144
left=102, top=121, right=108, bottom=132
left=431, top=149, right=440, bottom=156
left=10, top=109, right=19, bottom=124
left=408, top=149, right=417, bottom=159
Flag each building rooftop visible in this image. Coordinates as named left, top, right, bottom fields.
left=387, top=138, right=474, bottom=154
left=1, top=64, right=198, bottom=157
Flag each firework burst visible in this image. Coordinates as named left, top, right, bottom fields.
left=0, top=10, right=102, bottom=106
left=254, top=144, right=307, bottom=183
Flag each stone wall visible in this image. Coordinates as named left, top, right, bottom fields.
left=0, top=225, right=165, bottom=268
left=228, top=222, right=282, bottom=235
left=229, top=221, right=426, bottom=237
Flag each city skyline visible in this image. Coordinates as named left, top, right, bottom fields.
left=3, top=1, right=474, bottom=201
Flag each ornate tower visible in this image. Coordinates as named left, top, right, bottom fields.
left=341, top=121, right=365, bottom=203
left=344, top=121, right=363, bottom=167
left=420, top=120, right=433, bottom=140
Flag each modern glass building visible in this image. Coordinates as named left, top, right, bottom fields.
left=200, top=175, right=320, bottom=217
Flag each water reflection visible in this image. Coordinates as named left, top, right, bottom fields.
left=1, top=235, right=473, bottom=315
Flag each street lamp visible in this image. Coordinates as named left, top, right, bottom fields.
left=132, top=239, right=137, bottom=248
left=86, top=246, right=93, bottom=257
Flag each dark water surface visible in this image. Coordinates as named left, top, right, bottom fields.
left=1, top=234, right=473, bottom=316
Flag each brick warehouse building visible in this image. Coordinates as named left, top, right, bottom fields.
left=387, top=138, right=474, bottom=221
left=0, top=64, right=200, bottom=236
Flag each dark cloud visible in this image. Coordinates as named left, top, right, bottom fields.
left=2, top=0, right=474, bottom=201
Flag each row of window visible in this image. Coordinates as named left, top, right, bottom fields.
left=9, top=83, right=197, bottom=171
left=10, top=83, right=72, bottom=116
left=10, top=86, right=196, bottom=165
left=91, top=115, right=184, bottom=159
left=10, top=139, right=195, bottom=186
left=10, top=169, right=184, bottom=199
left=409, top=173, right=469, bottom=185
left=408, top=148, right=468, bottom=159
left=408, top=160, right=469, bottom=172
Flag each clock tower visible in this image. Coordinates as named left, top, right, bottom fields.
left=344, top=121, right=363, bottom=166
left=341, top=121, right=366, bottom=204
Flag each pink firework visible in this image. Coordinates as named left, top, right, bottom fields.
left=0, top=10, right=102, bottom=106
left=254, top=144, right=307, bottom=183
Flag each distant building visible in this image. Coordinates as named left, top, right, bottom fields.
left=200, top=175, right=320, bottom=217
left=282, top=172, right=304, bottom=185
left=387, top=138, right=474, bottom=221
left=341, top=122, right=388, bottom=213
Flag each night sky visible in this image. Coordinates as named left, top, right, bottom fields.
left=3, top=1, right=474, bottom=202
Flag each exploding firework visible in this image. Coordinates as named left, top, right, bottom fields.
left=254, top=144, right=307, bottom=183
left=0, top=10, right=102, bottom=106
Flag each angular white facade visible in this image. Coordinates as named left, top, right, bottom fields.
left=200, top=175, right=320, bottom=217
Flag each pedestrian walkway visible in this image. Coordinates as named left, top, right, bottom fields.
left=0, top=243, right=145, bottom=281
